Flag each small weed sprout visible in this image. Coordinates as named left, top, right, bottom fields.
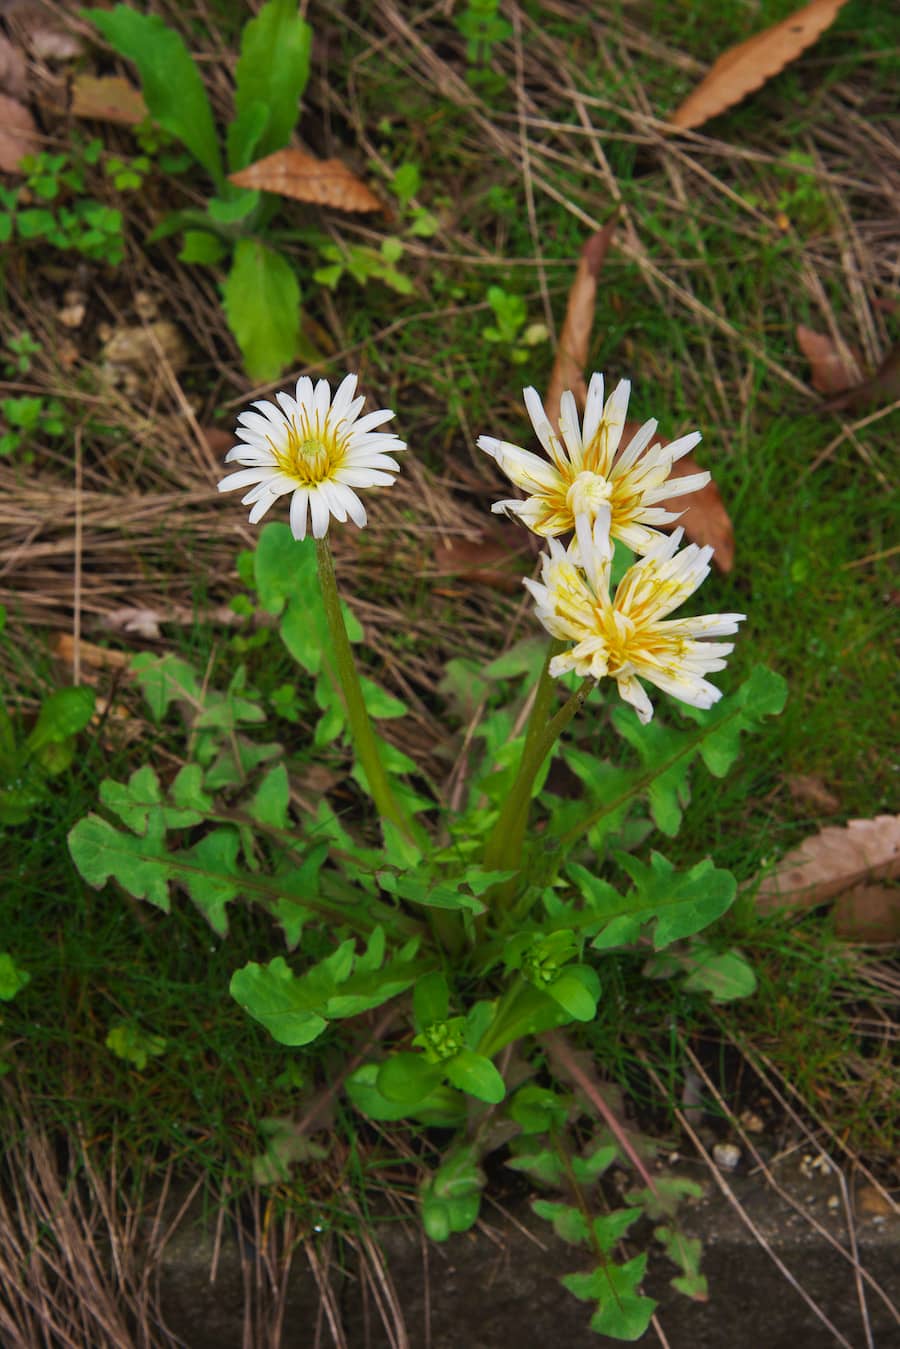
left=69, top=368, right=785, bottom=1340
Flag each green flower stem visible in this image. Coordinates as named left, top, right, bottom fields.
left=519, top=638, right=565, bottom=776
left=482, top=676, right=594, bottom=889
left=315, top=537, right=415, bottom=844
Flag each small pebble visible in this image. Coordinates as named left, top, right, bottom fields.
left=712, top=1142, right=741, bottom=1172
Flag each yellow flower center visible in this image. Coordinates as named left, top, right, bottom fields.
left=566, top=470, right=613, bottom=518
left=271, top=416, right=347, bottom=486
left=595, top=607, right=637, bottom=674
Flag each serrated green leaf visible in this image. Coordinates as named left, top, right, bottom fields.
left=612, top=710, right=692, bottom=836
left=248, top=763, right=290, bottom=830
left=69, top=812, right=172, bottom=911
left=563, top=1255, right=656, bottom=1341
left=445, top=1049, right=505, bottom=1103
left=131, top=652, right=201, bottom=722
left=84, top=7, right=222, bottom=185
left=617, top=852, right=737, bottom=949
left=229, top=956, right=328, bottom=1046
left=171, top=763, right=213, bottom=817
left=570, top=1144, right=618, bottom=1184
left=505, top=1145, right=564, bottom=1186
left=0, top=953, right=30, bottom=1002
left=26, top=686, right=95, bottom=753
left=627, top=1176, right=704, bottom=1220
left=223, top=239, right=300, bottom=382
left=592, top=1207, right=643, bottom=1254
left=566, top=666, right=787, bottom=847
left=532, top=1199, right=589, bottom=1245
left=681, top=946, right=757, bottom=1002
left=181, top=828, right=242, bottom=935
left=255, top=526, right=316, bottom=615
left=232, top=0, right=311, bottom=163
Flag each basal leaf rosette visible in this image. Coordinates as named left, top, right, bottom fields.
left=218, top=372, right=405, bottom=539
left=477, top=372, right=709, bottom=555
left=526, top=511, right=745, bottom=724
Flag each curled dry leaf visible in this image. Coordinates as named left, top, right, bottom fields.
left=670, top=0, right=849, bottom=132
left=796, top=323, right=862, bottom=396
left=71, top=73, right=147, bottom=126
left=0, top=92, right=39, bottom=173
left=544, top=218, right=617, bottom=428
left=833, top=885, right=900, bottom=945
left=229, top=148, right=383, bottom=213
left=756, top=814, right=900, bottom=914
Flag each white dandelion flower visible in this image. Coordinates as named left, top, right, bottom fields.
left=525, top=509, right=745, bottom=724
left=478, top=373, right=710, bottom=556
left=218, top=373, right=405, bottom=540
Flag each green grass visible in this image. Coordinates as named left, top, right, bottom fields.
left=1, top=0, right=897, bottom=1211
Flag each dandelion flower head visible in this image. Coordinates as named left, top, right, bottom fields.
left=525, top=510, right=745, bottom=724
left=478, top=373, right=710, bottom=557
left=218, top=373, right=405, bottom=540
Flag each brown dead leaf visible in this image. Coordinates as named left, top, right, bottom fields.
left=856, top=1185, right=896, bottom=1218
left=200, top=426, right=235, bottom=460
left=827, top=343, right=900, bottom=413
left=544, top=218, right=617, bottom=430
left=0, top=32, right=28, bottom=101
left=796, top=324, right=862, bottom=395
left=833, top=885, right=900, bottom=944
left=432, top=530, right=529, bottom=593
left=0, top=92, right=39, bottom=173
left=657, top=453, right=734, bottom=573
left=757, top=814, right=900, bottom=914
left=787, top=772, right=841, bottom=816
left=53, top=633, right=131, bottom=670
left=670, top=0, right=849, bottom=132
left=71, top=73, right=147, bottom=126
left=229, top=148, right=382, bottom=212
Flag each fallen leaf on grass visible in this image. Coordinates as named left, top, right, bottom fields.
left=756, top=814, right=900, bottom=914
left=432, top=530, right=530, bottom=593
left=53, top=633, right=131, bottom=670
left=833, top=885, right=900, bottom=944
left=71, top=73, right=147, bottom=125
left=796, top=324, right=862, bottom=395
left=670, top=0, right=849, bottom=132
left=658, top=454, right=734, bottom=573
left=0, top=92, right=39, bottom=173
left=544, top=218, right=617, bottom=428
left=229, top=148, right=382, bottom=212
left=826, top=344, right=900, bottom=413
left=787, top=773, right=841, bottom=816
